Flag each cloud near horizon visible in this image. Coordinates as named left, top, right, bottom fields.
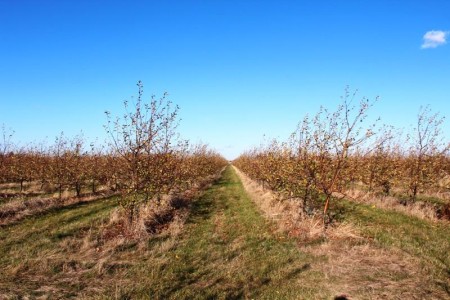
left=421, top=30, right=449, bottom=49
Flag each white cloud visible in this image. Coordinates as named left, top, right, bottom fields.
left=421, top=30, right=449, bottom=49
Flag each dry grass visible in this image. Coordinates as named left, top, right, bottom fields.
left=100, top=192, right=194, bottom=242
left=233, top=166, right=359, bottom=241
left=0, top=181, right=40, bottom=191
left=233, top=166, right=368, bottom=244
left=0, top=190, right=118, bottom=226
left=344, top=188, right=448, bottom=222
left=2, top=167, right=447, bottom=298
left=0, top=196, right=118, bottom=299
left=0, top=173, right=223, bottom=299
left=0, top=174, right=220, bottom=228
left=233, top=165, right=448, bottom=299
left=312, top=242, right=447, bottom=299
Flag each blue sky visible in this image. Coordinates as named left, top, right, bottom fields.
left=1, top=1, right=449, bottom=159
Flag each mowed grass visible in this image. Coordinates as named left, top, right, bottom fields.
left=1, top=166, right=448, bottom=298
left=0, top=196, right=118, bottom=298
left=108, top=166, right=327, bottom=299
left=0, top=167, right=329, bottom=299
left=335, top=198, right=450, bottom=292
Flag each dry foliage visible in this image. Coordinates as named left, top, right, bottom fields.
left=234, top=165, right=447, bottom=299
left=0, top=171, right=222, bottom=299
left=100, top=171, right=221, bottom=240
left=233, top=91, right=450, bottom=227
left=0, top=82, right=227, bottom=231
left=233, top=166, right=360, bottom=241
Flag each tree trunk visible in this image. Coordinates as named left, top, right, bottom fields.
left=75, top=182, right=81, bottom=197
left=323, top=194, right=331, bottom=228
left=368, top=171, right=374, bottom=192
left=302, top=188, right=309, bottom=214
left=411, top=184, right=418, bottom=201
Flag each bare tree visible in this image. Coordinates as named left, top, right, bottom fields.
left=406, top=106, right=449, bottom=201
left=0, top=125, right=14, bottom=183
left=288, top=88, right=379, bottom=226
left=104, top=81, right=181, bottom=223
left=49, top=133, right=70, bottom=200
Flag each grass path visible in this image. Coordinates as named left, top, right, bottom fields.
left=0, top=166, right=328, bottom=299
left=122, top=165, right=327, bottom=299
left=2, top=166, right=447, bottom=298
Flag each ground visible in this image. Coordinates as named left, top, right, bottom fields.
left=0, top=166, right=448, bottom=299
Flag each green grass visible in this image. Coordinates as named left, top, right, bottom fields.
left=0, top=167, right=329, bottom=299
left=0, top=196, right=118, bottom=297
left=1, top=166, right=448, bottom=299
left=384, top=190, right=450, bottom=210
left=106, top=166, right=328, bottom=299
left=334, top=198, right=450, bottom=290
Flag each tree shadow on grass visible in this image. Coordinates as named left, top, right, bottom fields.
left=0, top=199, right=115, bottom=251
left=0, top=194, right=117, bottom=229
left=150, top=168, right=317, bottom=299
left=155, top=235, right=314, bottom=300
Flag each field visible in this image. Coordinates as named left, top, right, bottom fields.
left=3, top=1, right=450, bottom=299
left=0, top=166, right=448, bottom=299
left=1, top=86, right=449, bottom=299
